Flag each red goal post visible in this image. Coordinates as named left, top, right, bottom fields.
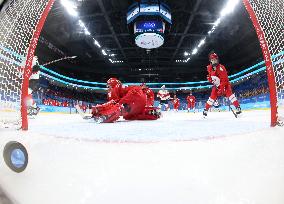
left=0, top=0, right=55, bottom=130
left=243, top=0, right=284, bottom=126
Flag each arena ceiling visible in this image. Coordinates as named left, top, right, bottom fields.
left=37, top=0, right=263, bottom=83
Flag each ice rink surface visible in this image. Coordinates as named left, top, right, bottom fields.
left=0, top=109, right=284, bottom=204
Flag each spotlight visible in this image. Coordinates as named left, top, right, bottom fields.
left=192, top=48, right=198, bottom=55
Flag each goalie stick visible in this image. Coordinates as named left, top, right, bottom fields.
left=75, top=105, right=112, bottom=123
left=75, top=105, right=92, bottom=120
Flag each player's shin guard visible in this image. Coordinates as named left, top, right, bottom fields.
left=228, top=94, right=241, bottom=114
left=92, top=103, right=121, bottom=123
left=228, top=94, right=240, bottom=108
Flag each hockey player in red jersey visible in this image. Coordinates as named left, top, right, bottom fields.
left=172, top=95, right=180, bottom=112
left=91, top=78, right=160, bottom=123
left=141, top=83, right=155, bottom=107
left=186, top=91, right=196, bottom=113
left=203, top=52, right=241, bottom=117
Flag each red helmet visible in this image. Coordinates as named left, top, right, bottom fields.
left=209, top=53, right=218, bottom=61
left=107, top=78, right=121, bottom=88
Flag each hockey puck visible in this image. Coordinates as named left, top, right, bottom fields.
left=3, top=141, right=28, bottom=173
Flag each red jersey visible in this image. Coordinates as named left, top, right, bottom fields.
left=143, top=87, right=154, bottom=106
left=186, top=95, right=196, bottom=104
left=207, top=64, right=230, bottom=89
left=172, top=98, right=180, bottom=107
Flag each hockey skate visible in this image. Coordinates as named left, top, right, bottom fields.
left=28, top=106, right=40, bottom=117
left=236, top=106, right=242, bottom=115
left=203, top=109, right=208, bottom=118
left=93, top=115, right=107, bottom=124
left=148, top=108, right=161, bottom=118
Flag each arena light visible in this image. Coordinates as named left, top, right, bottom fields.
left=84, top=29, right=90, bottom=35
left=93, top=39, right=101, bottom=48
left=109, top=59, right=113, bottom=63
left=214, top=18, right=221, bottom=26
left=184, top=51, right=190, bottom=56
left=78, top=20, right=85, bottom=27
left=198, top=38, right=206, bottom=47
left=220, top=0, right=240, bottom=17
left=192, top=48, right=198, bottom=55
left=61, top=0, right=78, bottom=17
left=102, top=49, right=107, bottom=56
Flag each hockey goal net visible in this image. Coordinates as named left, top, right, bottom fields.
left=0, top=0, right=54, bottom=129
left=243, top=0, right=284, bottom=126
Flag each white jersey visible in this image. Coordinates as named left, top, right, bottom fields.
left=19, top=56, right=40, bottom=79
left=157, top=89, right=170, bottom=100
left=29, top=57, right=40, bottom=80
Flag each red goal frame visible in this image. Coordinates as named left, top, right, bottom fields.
left=242, top=0, right=278, bottom=127
left=20, top=0, right=56, bottom=130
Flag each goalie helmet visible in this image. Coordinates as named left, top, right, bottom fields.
left=107, top=77, right=121, bottom=88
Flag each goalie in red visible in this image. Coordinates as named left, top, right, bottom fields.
left=203, top=52, right=241, bottom=117
left=91, top=78, right=161, bottom=123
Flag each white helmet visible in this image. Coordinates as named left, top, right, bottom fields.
left=161, top=85, right=166, bottom=89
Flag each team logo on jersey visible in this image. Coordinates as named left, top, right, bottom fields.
left=211, top=76, right=221, bottom=87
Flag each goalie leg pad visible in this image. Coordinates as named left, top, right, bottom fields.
left=92, top=102, right=121, bottom=123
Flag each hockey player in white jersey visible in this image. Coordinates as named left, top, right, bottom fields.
left=26, top=56, right=41, bottom=116
left=157, top=85, right=171, bottom=111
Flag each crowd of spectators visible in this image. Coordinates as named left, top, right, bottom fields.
left=42, top=98, right=69, bottom=107
left=238, top=86, right=269, bottom=98
left=37, top=71, right=270, bottom=109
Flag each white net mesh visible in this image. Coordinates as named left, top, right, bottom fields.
left=246, top=0, right=284, bottom=124
left=0, top=0, right=50, bottom=128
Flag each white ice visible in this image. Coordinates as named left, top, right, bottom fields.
left=0, top=110, right=284, bottom=204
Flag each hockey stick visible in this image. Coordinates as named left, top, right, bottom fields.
left=41, top=56, right=77, bottom=66
left=75, top=105, right=92, bottom=120
left=228, top=104, right=238, bottom=118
